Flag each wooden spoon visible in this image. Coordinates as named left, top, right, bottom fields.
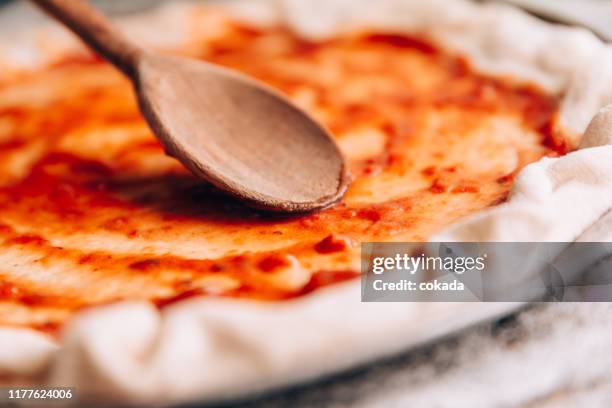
left=31, top=0, right=350, bottom=213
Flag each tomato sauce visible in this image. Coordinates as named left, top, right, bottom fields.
left=0, top=20, right=566, bottom=336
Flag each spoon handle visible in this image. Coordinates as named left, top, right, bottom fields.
left=30, top=0, right=142, bottom=77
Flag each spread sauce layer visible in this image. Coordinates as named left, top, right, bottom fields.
left=0, top=10, right=566, bottom=335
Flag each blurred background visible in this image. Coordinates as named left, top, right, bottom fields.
left=1, top=0, right=612, bottom=40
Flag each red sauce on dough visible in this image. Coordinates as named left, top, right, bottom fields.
left=0, top=20, right=567, bottom=335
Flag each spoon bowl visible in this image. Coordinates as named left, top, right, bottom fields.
left=136, top=54, right=349, bottom=212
